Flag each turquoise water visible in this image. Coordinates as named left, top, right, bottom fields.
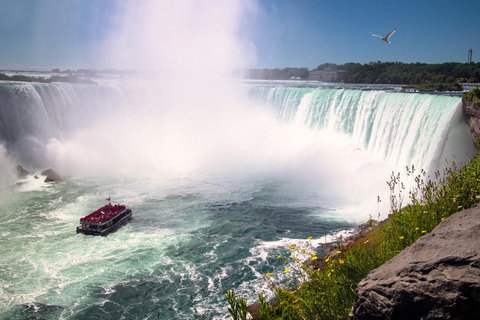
left=0, top=171, right=353, bottom=319
left=0, top=79, right=474, bottom=319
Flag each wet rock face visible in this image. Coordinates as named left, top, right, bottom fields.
left=350, top=205, right=480, bottom=320
left=41, top=168, right=64, bottom=183
left=463, top=98, right=480, bottom=152
left=13, top=165, right=29, bottom=178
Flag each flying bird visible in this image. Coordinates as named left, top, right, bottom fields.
left=370, top=28, right=397, bottom=43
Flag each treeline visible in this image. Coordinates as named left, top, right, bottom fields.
left=0, top=73, right=95, bottom=84
left=315, top=61, right=480, bottom=85
left=243, top=68, right=309, bottom=80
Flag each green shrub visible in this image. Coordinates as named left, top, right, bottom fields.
left=463, top=87, right=480, bottom=102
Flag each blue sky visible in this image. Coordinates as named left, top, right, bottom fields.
left=1, top=0, right=479, bottom=71
left=251, top=0, right=480, bottom=68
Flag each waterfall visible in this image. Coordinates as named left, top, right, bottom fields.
left=246, top=86, right=475, bottom=174
left=0, top=81, right=136, bottom=167
left=0, top=81, right=475, bottom=175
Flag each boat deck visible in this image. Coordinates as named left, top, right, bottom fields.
left=77, top=201, right=132, bottom=236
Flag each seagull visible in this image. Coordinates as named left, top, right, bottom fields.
left=370, top=28, right=397, bottom=43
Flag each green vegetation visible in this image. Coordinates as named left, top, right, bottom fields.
left=226, top=156, right=480, bottom=319
left=315, top=61, right=480, bottom=85
left=463, top=87, right=480, bottom=110
left=463, top=87, right=480, bottom=102
left=0, top=72, right=95, bottom=84
left=241, top=62, right=480, bottom=91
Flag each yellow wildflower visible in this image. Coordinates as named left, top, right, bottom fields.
left=301, top=249, right=306, bottom=253
left=293, top=248, right=297, bottom=251
left=312, top=256, right=317, bottom=260
left=453, top=198, right=457, bottom=203
left=285, top=268, right=290, bottom=273
left=325, top=257, right=330, bottom=262
left=399, top=236, right=404, bottom=239
left=298, top=285, right=302, bottom=290
left=415, top=227, right=419, bottom=231
left=284, top=261, right=287, bottom=264
left=293, top=299, right=298, bottom=303
left=308, top=236, right=313, bottom=239
left=328, top=272, right=332, bottom=277
left=339, top=259, right=344, bottom=264
left=287, top=245, right=292, bottom=249
left=277, top=254, right=282, bottom=259
left=293, top=256, right=298, bottom=260
left=266, top=273, right=272, bottom=277
left=336, top=251, right=341, bottom=254
left=422, top=230, right=427, bottom=234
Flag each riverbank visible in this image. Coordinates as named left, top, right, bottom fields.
left=227, top=91, right=480, bottom=319
left=229, top=154, right=480, bottom=319
left=350, top=203, right=480, bottom=319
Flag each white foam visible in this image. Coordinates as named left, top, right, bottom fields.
left=253, top=229, right=356, bottom=256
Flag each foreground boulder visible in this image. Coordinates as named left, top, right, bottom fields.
left=350, top=205, right=480, bottom=320
left=41, top=168, right=64, bottom=183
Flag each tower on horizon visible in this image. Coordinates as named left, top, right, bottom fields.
left=468, top=48, right=473, bottom=63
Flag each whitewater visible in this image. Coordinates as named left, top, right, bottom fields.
left=0, top=78, right=475, bottom=319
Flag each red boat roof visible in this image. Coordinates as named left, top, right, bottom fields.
left=80, top=204, right=126, bottom=224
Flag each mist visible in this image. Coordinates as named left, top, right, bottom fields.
left=99, top=1, right=256, bottom=77
left=0, top=0, right=396, bottom=221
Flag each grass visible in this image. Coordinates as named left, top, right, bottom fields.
left=226, top=156, right=480, bottom=319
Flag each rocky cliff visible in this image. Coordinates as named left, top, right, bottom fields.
left=350, top=205, right=480, bottom=320
left=462, top=95, right=480, bottom=152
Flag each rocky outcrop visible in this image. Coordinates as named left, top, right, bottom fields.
left=462, top=97, right=480, bottom=152
left=41, top=168, right=64, bottom=183
left=13, top=165, right=29, bottom=178
left=350, top=205, right=480, bottom=320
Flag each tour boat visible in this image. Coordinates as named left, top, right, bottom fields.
left=76, top=197, right=132, bottom=236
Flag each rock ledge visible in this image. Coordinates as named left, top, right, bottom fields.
left=350, top=205, right=480, bottom=320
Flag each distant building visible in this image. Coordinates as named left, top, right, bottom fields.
left=52, top=68, right=60, bottom=73
left=309, top=68, right=349, bottom=82
left=468, top=48, right=473, bottom=63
